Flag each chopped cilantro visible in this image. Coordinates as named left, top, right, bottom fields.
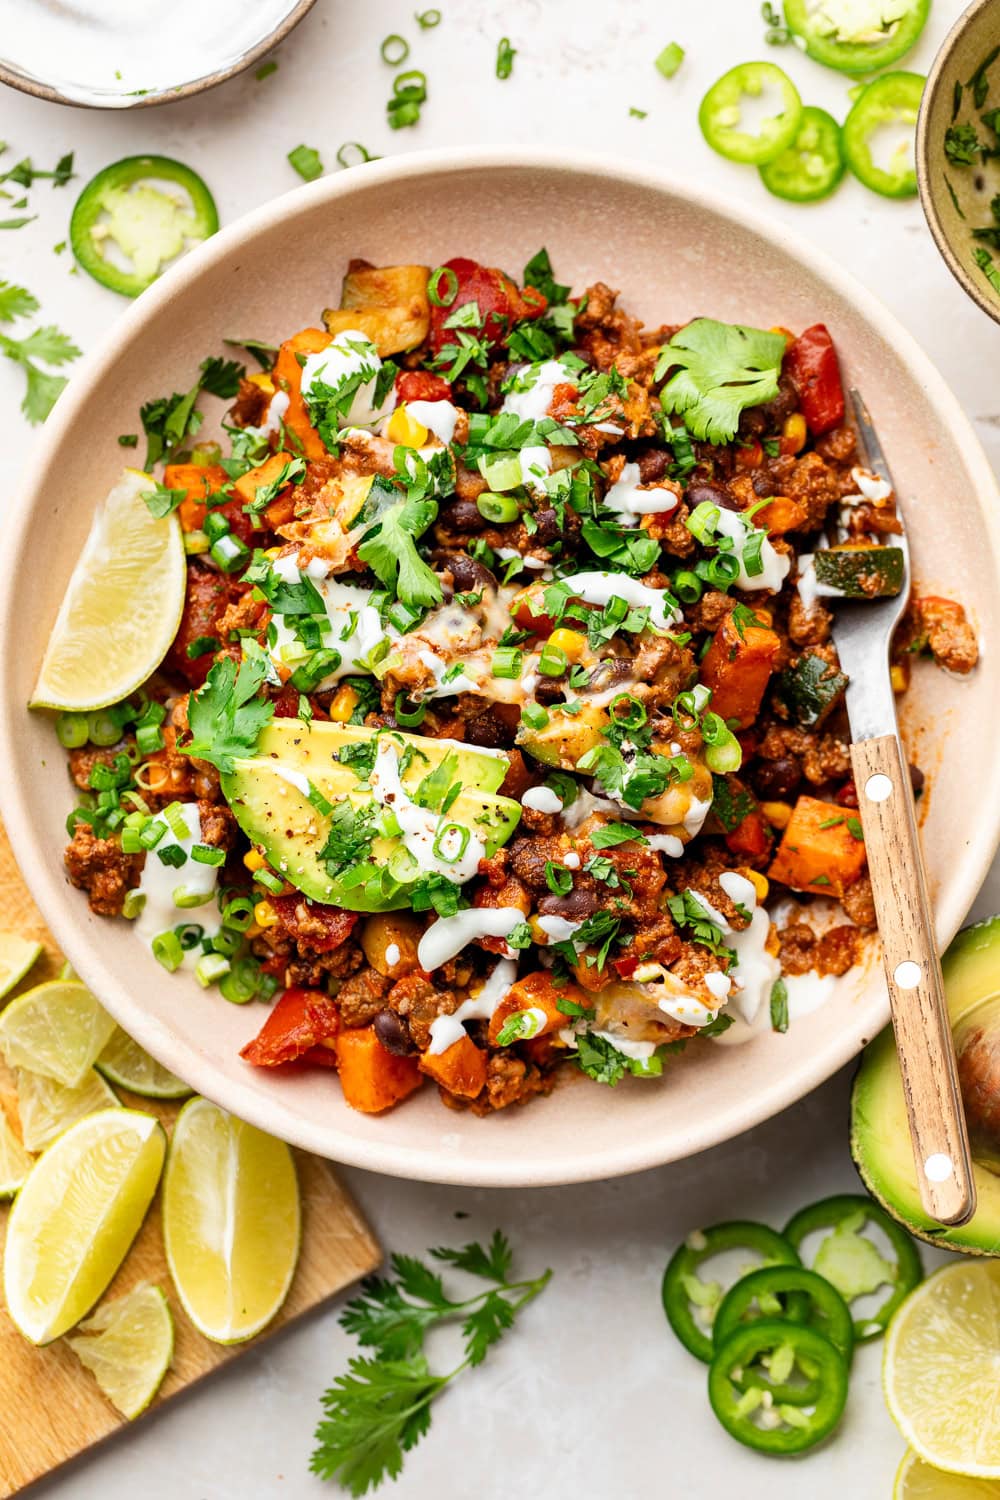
left=184, top=651, right=274, bottom=773
left=655, top=318, right=786, bottom=445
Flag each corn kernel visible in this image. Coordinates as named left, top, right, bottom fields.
left=890, top=662, right=909, bottom=694
left=750, top=605, right=774, bottom=626
left=741, top=868, right=770, bottom=903
left=244, top=849, right=266, bottom=872
left=386, top=405, right=429, bottom=447
left=769, top=325, right=794, bottom=342
left=761, top=801, right=792, bottom=829
left=329, top=684, right=360, bottom=722
left=547, top=628, right=588, bottom=662
left=765, top=925, right=781, bottom=958
left=248, top=373, right=275, bottom=393
left=782, top=413, right=808, bottom=456
left=254, top=900, right=278, bottom=928
left=264, top=546, right=281, bottom=560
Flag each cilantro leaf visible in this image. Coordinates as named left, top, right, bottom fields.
left=431, top=1229, right=513, bottom=1283
left=573, top=1030, right=630, bottom=1086
left=656, top=318, right=786, bottom=444
left=138, top=354, right=246, bottom=469
left=310, top=1354, right=445, bottom=1494
left=357, top=497, right=443, bottom=608
left=185, top=653, right=274, bottom=772
left=0, top=281, right=81, bottom=424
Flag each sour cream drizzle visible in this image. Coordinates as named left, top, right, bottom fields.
left=501, top=359, right=578, bottom=422
left=557, top=571, right=682, bottom=629
left=406, top=399, right=460, bottom=446
left=712, top=507, right=791, bottom=592
left=268, top=556, right=385, bottom=686
left=300, top=330, right=392, bottom=430
left=426, top=958, right=517, bottom=1054
left=135, top=804, right=219, bottom=957
left=603, top=463, right=678, bottom=525
left=417, top=907, right=526, bottom=972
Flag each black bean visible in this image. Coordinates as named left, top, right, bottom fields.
left=750, top=756, right=802, bottom=801
left=539, top=887, right=600, bottom=921
left=443, top=500, right=486, bottom=533
left=686, top=481, right=739, bottom=513
left=432, top=550, right=498, bottom=593
left=373, top=1009, right=415, bottom=1056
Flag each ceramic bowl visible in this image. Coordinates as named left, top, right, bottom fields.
left=917, top=0, right=1000, bottom=324
left=4, top=148, right=1000, bottom=1186
left=0, top=0, right=316, bottom=110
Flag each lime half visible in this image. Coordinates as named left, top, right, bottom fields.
left=0, top=934, right=43, bottom=1002
left=4, top=1108, right=165, bottom=1344
left=0, top=980, right=116, bottom=1088
left=885, top=1261, right=1000, bottom=1477
left=67, top=1283, right=174, bottom=1419
left=97, top=1028, right=192, bottom=1100
left=17, top=1066, right=120, bottom=1152
left=895, top=1448, right=1000, bottom=1497
left=31, top=468, right=185, bottom=712
left=163, top=1097, right=300, bottom=1343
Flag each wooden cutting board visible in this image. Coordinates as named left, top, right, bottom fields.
left=0, top=822, right=382, bottom=1497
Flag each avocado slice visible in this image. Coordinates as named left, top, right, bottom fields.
left=252, top=719, right=509, bottom=795
left=516, top=700, right=608, bottom=770
left=850, top=915, right=1000, bottom=1254
left=220, top=726, right=520, bottom=912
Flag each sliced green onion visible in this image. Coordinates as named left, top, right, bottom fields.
left=253, top=867, right=285, bottom=895
left=697, top=553, right=740, bottom=588
left=380, top=33, right=410, bottom=65
left=120, top=827, right=145, bottom=854
left=203, top=509, right=231, bottom=543
left=161, top=801, right=189, bottom=841
left=184, top=530, right=210, bottom=556
left=122, top=889, right=146, bottom=920
left=152, top=930, right=184, bottom=972
left=655, top=41, right=684, bottom=78
left=742, top=530, right=765, bottom=578
left=135, top=722, right=164, bottom=755
left=174, top=922, right=204, bottom=951
left=156, top=844, right=187, bottom=869
left=56, top=712, right=89, bottom=748
left=210, top=532, right=251, bottom=573
left=290, top=648, right=341, bottom=691
left=211, top=926, right=241, bottom=958
left=477, top=490, right=520, bottom=523
left=609, top=693, right=648, bottom=729
left=394, top=69, right=427, bottom=95
left=139, top=819, right=166, bottom=850
left=287, top=143, right=324, bottom=182
left=221, top=895, right=256, bottom=931
left=195, top=952, right=231, bottom=988
left=388, top=845, right=420, bottom=882
left=427, top=265, right=459, bottom=307
left=87, top=710, right=121, bottom=747
left=388, top=100, right=421, bottom=129
left=672, top=569, right=703, bottom=603
left=701, top=712, right=743, bottom=773
left=521, top=702, right=549, bottom=730
left=336, top=142, right=375, bottom=169
left=478, top=453, right=524, bottom=494
left=219, top=956, right=262, bottom=1004
left=432, top=822, right=470, bottom=863
left=191, top=843, right=226, bottom=866
left=538, top=642, right=568, bottom=678
left=496, top=37, right=516, bottom=79
left=686, top=501, right=720, bottom=544
left=173, top=884, right=214, bottom=909
left=394, top=692, right=427, bottom=727
left=415, top=8, right=441, bottom=26
left=492, top=647, right=523, bottom=679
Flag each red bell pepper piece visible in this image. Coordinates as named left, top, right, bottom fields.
left=428, top=257, right=546, bottom=354
left=269, top=894, right=357, bottom=952
left=240, top=986, right=340, bottom=1068
left=725, top=809, right=772, bottom=861
left=784, top=324, right=845, bottom=436
left=395, top=370, right=452, bottom=403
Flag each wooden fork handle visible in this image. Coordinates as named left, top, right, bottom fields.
left=851, top=735, right=975, bottom=1226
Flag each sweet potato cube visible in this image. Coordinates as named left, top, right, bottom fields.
left=487, top=971, right=582, bottom=1045
left=419, top=1034, right=487, bottom=1099
left=700, top=613, right=782, bottom=729
left=334, top=1027, right=422, bottom=1114
left=272, top=327, right=331, bottom=461
left=767, top=796, right=867, bottom=898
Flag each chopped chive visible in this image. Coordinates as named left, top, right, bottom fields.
left=496, top=37, right=516, bottom=79
left=287, top=143, right=324, bottom=181
left=655, top=42, right=684, bottom=78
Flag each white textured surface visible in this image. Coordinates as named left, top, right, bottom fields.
left=2, top=0, right=999, bottom=1495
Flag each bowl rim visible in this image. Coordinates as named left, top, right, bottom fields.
left=4, top=144, right=1000, bottom=1185
left=0, top=0, right=316, bottom=110
left=916, top=0, right=1000, bottom=326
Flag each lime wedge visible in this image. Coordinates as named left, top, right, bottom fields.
left=96, top=1027, right=192, bottom=1100
left=163, top=1097, right=300, bottom=1343
left=31, top=468, right=185, bottom=712
left=0, top=1110, right=32, bottom=1198
left=17, top=1066, right=120, bottom=1152
left=4, top=1108, right=166, bottom=1344
left=895, top=1448, right=1000, bottom=1497
left=885, top=1261, right=1000, bottom=1478
left=67, top=1283, right=174, bottom=1419
left=0, top=980, right=116, bottom=1087
left=0, top=934, right=42, bottom=1001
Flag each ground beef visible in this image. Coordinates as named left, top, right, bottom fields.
left=282, top=948, right=364, bottom=988
left=779, top=921, right=862, bottom=976
left=628, top=915, right=683, bottom=968
left=336, top=967, right=391, bottom=1028
left=386, top=973, right=456, bottom=1052
left=642, top=503, right=697, bottom=556
left=757, top=724, right=851, bottom=785
left=465, top=1051, right=555, bottom=1115
left=671, top=844, right=752, bottom=930
left=64, top=824, right=140, bottom=916
left=196, top=800, right=237, bottom=849
left=68, top=741, right=132, bottom=792
left=690, top=590, right=737, bottom=635
left=897, top=597, right=979, bottom=675
left=840, top=873, right=877, bottom=930
left=767, top=451, right=842, bottom=530
left=216, top=591, right=266, bottom=639
left=787, top=592, right=832, bottom=648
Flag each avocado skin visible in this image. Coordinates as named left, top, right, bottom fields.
left=850, top=915, right=1000, bottom=1254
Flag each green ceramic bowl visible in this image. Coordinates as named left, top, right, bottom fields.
left=917, top=0, right=1000, bottom=324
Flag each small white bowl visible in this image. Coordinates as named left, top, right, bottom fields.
left=4, top=147, right=999, bottom=1186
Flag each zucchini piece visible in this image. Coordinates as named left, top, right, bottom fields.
left=813, top=545, right=904, bottom=598
left=778, top=651, right=849, bottom=727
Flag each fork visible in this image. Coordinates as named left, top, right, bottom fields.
left=825, top=390, right=975, bottom=1226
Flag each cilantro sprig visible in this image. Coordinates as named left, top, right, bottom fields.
left=0, top=280, right=81, bottom=423
left=139, top=355, right=245, bottom=469
left=185, top=650, right=274, bottom=773
left=357, top=484, right=443, bottom=608
left=656, top=318, right=785, bottom=445
left=311, top=1232, right=552, bottom=1494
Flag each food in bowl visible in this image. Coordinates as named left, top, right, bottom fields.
left=42, top=252, right=978, bottom=1116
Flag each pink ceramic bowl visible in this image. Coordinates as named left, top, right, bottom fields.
left=3, top=148, right=999, bottom=1186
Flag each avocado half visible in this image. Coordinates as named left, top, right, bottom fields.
left=850, top=915, right=1000, bottom=1254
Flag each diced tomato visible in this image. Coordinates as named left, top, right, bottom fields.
left=510, top=585, right=557, bottom=638
left=735, top=440, right=764, bottom=470
left=165, top=565, right=242, bottom=687
left=428, top=257, right=546, bottom=354
left=396, top=370, right=452, bottom=403
left=725, top=809, right=772, bottom=861
left=269, top=894, right=358, bottom=952
left=614, top=954, right=639, bottom=980
left=240, top=986, right=340, bottom=1068
left=784, top=324, right=845, bottom=436
left=272, top=686, right=301, bottom=718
